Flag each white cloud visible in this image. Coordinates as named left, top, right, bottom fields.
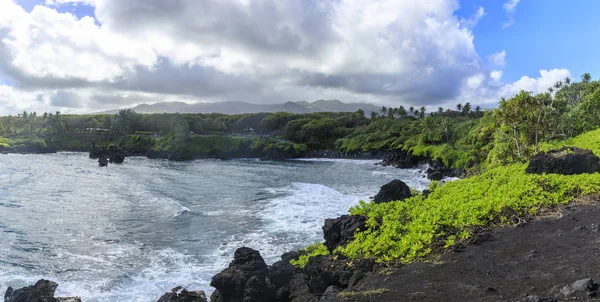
left=0, top=0, right=572, bottom=115
left=502, top=0, right=520, bottom=28
left=488, top=50, right=506, bottom=67
left=490, top=70, right=503, bottom=82
left=503, top=0, right=520, bottom=13
left=501, top=69, right=572, bottom=97
left=460, top=6, right=485, bottom=29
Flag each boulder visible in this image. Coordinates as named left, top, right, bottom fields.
left=526, top=147, right=600, bottom=175
left=98, top=155, right=108, bottom=167
left=373, top=179, right=412, bottom=204
left=108, top=145, right=125, bottom=164
left=322, top=215, right=366, bottom=253
left=4, top=279, right=81, bottom=302
left=89, top=144, right=106, bottom=159
left=210, top=247, right=274, bottom=302
left=302, top=256, right=374, bottom=295
left=156, top=286, right=207, bottom=302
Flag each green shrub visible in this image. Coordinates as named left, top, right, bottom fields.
left=339, top=164, right=600, bottom=262
left=290, top=242, right=330, bottom=268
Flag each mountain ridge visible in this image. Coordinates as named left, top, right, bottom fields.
left=97, top=100, right=381, bottom=115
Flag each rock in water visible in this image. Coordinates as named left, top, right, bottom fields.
left=526, top=147, right=600, bottom=175
left=4, top=279, right=81, bottom=302
left=156, top=286, right=208, bottom=302
left=108, top=145, right=125, bottom=164
left=373, top=179, right=412, bottom=204
left=323, top=215, right=366, bottom=253
left=98, top=155, right=108, bottom=167
left=210, top=247, right=274, bottom=302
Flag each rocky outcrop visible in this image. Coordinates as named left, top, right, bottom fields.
left=108, top=145, right=125, bottom=164
left=373, top=179, right=412, bottom=204
left=303, top=256, right=375, bottom=295
left=425, top=159, right=463, bottom=181
left=323, top=215, right=366, bottom=253
left=520, top=278, right=600, bottom=301
left=4, top=279, right=81, bottom=302
left=526, top=147, right=600, bottom=175
left=90, top=143, right=126, bottom=164
left=156, top=286, right=208, bottom=302
left=98, top=155, right=108, bottom=167
left=381, top=150, right=424, bottom=168
left=210, top=247, right=274, bottom=302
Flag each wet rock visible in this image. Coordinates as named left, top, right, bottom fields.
left=157, top=286, right=208, bottom=302
left=210, top=247, right=274, bottom=302
left=98, top=155, right=108, bottom=167
left=89, top=142, right=106, bottom=159
left=373, top=179, right=412, bottom=204
left=427, top=170, right=444, bottom=181
left=526, top=147, right=600, bottom=175
left=108, top=145, right=125, bottom=164
left=4, top=279, right=81, bottom=302
left=381, top=150, right=424, bottom=168
left=323, top=215, right=366, bottom=253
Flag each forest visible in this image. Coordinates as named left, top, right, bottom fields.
left=0, top=73, right=599, bottom=167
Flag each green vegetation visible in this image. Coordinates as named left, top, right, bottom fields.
left=289, top=242, right=330, bottom=268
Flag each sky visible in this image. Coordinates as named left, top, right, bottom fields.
left=0, top=0, right=597, bottom=115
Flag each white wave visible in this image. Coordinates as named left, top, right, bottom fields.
left=289, top=158, right=381, bottom=165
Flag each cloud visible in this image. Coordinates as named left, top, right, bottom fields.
left=488, top=51, right=506, bottom=67
left=460, top=6, right=485, bottom=29
left=0, top=0, right=571, bottom=115
left=501, top=69, right=572, bottom=96
left=502, top=0, right=520, bottom=28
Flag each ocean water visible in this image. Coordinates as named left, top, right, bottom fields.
left=0, top=153, right=430, bottom=301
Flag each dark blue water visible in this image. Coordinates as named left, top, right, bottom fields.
left=0, top=153, right=429, bottom=301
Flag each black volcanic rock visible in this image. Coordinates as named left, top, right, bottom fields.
left=373, top=179, right=412, bottom=204
left=4, top=279, right=81, bottom=302
left=156, top=286, right=207, bottom=302
left=210, top=247, right=274, bottom=302
left=98, top=155, right=108, bottom=166
left=323, top=215, right=366, bottom=253
left=526, top=147, right=600, bottom=175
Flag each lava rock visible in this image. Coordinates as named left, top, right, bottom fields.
left=302, top=256, right=375, bottom=295
left=322, top=215, right=366, bottom=253
left=559, top=278, right=599, bottom=298
left=157, top=286, right=208, bottom=302
left=210, top=247, right=274, bottom=302
left=373, top=179, right=412, bottom=204
left=4, top=279, right=81, bottom=302
left=98, top=155, right=108, bottom=167
left=108, top=145, right=125, bottom=164
left=381, top=151, right=424, bottom=168
left=526, top=147, right=600, bottom=175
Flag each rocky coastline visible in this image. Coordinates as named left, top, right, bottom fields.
left=7, top=147, right=600, bottom=301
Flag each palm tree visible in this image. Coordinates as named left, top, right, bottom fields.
left=548, top=87, right=554, bottom=94
left=440, top=117, right=452, bottom=143
left=437, top=107, right=444, bottom=114
left=554, top=81, right=563, bottom=90
left=462, top=102, right=472, bottom=115
left=380, top=106, right=388, bottom=116
left=409, top=106, right=415, bottom=117
left=398, top=106, right=407, bottom=117
left=475, top=105, right=482, bottom=115
left=419, top=106, right=426, bottom=119
left=388, top=107, right=395, bottom=119
left=582, top=73, right=592, bottom=83
left=456, top=103, right=463, bottom=112
left=564, top=77, right=571, bottom=85
left=370, top=111, right=379, bottom=120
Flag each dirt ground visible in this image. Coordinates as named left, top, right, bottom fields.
left=343, top=201, right=600, bottom=301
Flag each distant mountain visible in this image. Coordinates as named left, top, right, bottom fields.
left=98, top=100, right=381, bottom=115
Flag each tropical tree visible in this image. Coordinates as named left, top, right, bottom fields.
left=456, top=103, right=463, bottom=112
left=582, top=73, right=592, bottom=84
